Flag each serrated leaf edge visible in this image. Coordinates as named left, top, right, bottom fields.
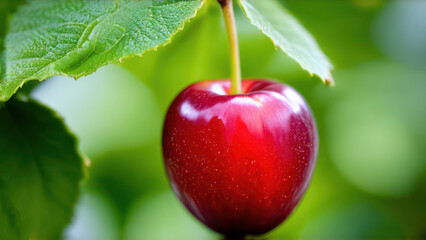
left=0, top=0, right=205, bottom=102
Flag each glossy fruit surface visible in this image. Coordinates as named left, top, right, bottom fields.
left=162, top=80, right=318, bottom=236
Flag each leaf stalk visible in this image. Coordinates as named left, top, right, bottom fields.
left=219, top=0, right=242, bottom=94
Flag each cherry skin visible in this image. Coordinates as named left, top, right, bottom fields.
left=162, top=79, right=318, bottom=237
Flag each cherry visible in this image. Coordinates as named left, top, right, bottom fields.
left=162, top=79, right=318, bottom=237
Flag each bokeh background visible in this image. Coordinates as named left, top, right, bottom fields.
left=29, top=0, right=426, bottom=239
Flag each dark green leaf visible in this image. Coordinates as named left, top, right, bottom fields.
left=0, top=0, right=203, bottom=101
left=0, top=99, right=83, bottom=240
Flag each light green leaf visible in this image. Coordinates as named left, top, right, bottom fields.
left=238, top=0, right=334, bottom=85
left=0, top=0, right=204, bottom=102
left=0, top=99, right=84, bottom=240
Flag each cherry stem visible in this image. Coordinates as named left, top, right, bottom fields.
left=219, top=0, right=242, bottom=94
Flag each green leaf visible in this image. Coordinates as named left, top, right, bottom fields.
left=238, top=0, right=334, bottom=85
left=0, top=0, right=204, bottom=102
left=122, top=0, right=228, bottom=110
left=0, top=0, right=27, bottom=89
left=0, top=99, right=83, bottom=240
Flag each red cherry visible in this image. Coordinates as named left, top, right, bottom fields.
left=162, top=79, right=318, bottom=237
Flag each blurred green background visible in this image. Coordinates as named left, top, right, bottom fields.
left=29, top=0, right=425, bottom=239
